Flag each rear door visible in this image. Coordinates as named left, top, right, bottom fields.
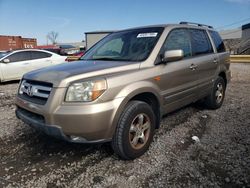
left=208, top=30, right=228, bottom=72
left=189, top=29, right=217, bottom=98
left=1, top=52, right=32, bottom=80
left=158, top=28, right=199, bottom=112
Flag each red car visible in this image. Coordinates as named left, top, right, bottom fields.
left=66, top=50, right=85, bottom=62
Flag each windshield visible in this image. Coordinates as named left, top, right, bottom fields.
left=82, top=27, right=164, bottom=62
left=0, top=52, right=10, bottom=59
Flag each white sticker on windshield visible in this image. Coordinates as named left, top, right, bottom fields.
left=137, top=32, right=158, bottom=38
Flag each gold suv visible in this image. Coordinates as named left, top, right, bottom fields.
left=16, top=22, right=231, bottom=159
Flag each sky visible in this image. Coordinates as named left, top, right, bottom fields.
left=0, top=0, right=250, bottom=45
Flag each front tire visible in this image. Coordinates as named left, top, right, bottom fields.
left=204, top=76, right=226, bottom=109
left=112, top=101, right=156, bottom=160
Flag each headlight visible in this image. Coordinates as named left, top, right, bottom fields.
left=65, top=79, right=107, bottom=102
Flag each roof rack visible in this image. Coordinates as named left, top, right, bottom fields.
left=179, top=21, right=213, bottom=29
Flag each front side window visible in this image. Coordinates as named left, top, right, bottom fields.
left=7, top=52, right=31, bottom=62
left=190, top=29, right=213, bottom=56
left=82, top=27, right=164, bottom=62
left=163, top=28, right=191, bottom=57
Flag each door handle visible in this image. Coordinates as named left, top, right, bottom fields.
left=189, top=64, right=197, bottom=70
left=213, top=59, right=218, bottom=64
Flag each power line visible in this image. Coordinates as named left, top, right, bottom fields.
left=216, top=17, right=250, bottom=30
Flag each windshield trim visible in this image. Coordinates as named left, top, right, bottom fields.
left=81, top=27, right=164, bottom=62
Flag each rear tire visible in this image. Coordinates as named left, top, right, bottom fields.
left=111, top=101, right=155, bottom=160
left=204, top=76, right=226, bottom=109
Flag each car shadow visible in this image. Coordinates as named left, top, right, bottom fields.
left=4, top=100, right=208, bottom=166
left=0, top=80, right=20, bottom=85
left=15, top=128, right=113, bottom=160
left=23, top=101, right=207, bottom=159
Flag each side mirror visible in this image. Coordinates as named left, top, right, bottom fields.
left=3, top=58, right=10, bottom=63
left=162, top=49, right=184, bottom=62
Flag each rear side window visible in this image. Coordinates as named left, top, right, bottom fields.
left=7, top=52, right=31, bottom=62
left=163, top=29, right=191, bottom=57
left=209, top=31, right=226, bottom=53
left=190, top=29, right=213, bottom=56
left=31, top=51, right=52, bottom=60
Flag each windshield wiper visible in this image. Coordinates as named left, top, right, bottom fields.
left=91, top=57, right=118, bottom=61
left=85, top=57, right=130, bottom=61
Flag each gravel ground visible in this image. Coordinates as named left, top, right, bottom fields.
left=0, top=63, right=249, bottom=188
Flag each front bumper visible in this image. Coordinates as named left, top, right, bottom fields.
left=16, top=107, right=109, bottom=143
left=15, top=95, right=124, bottom=143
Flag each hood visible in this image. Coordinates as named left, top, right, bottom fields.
left=23, top=60, right=139, bottom=87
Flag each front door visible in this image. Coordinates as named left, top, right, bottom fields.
left=1, top=51, right=32, bottom=81
left=157, top=28, right=199, bottom=113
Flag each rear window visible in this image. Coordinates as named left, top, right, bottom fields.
left=31, top=51, right=52, bottom=59
left=190, top=29, right=213, bottom=56
left=209, top=31, right=226, bottom=53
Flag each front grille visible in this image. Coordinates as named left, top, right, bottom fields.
left=17, top=107, right=45, bottom=124
left=18, top=79, right=53, bottom=105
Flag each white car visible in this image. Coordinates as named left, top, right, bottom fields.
left=0, top=49, right=67, bottom=82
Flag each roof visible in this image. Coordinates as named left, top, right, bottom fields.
left=85, top=23, right=216, bottom=36
left=0, top=35, right=22, bottom=38
left=85, top=31, right=116, bottom=34
left=242, top=23, right=250, bottom=30
left=0, top=35, right=36, bottom=40
left=84, top=22, right=218, bottom=41
left=11, top=49, right=57, bottom=54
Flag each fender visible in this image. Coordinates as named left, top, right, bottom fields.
left=216, top=52, right=230, bottom=79
left=107, top=80, right=163, bottom=138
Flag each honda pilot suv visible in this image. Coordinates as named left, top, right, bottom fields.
left=16, top=22, right=231, bottom=159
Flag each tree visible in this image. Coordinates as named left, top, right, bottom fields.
left=47, top=31, right=59, bottom=45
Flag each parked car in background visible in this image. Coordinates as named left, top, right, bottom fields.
left=0, top=49, right=66, bottom=82
left=37, top=44, right=80, bottom=56
left=36, top=45, right=61, bottom=55
left=65, top=50, right=85, bottom=62
left=57, top=44, right=79, bottom=55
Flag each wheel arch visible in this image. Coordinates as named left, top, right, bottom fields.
left=130, top=92, right=161, bottom=129
left=109, top=88, right=163, bottom=139
left=218, top=71, right=227, bottom=87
